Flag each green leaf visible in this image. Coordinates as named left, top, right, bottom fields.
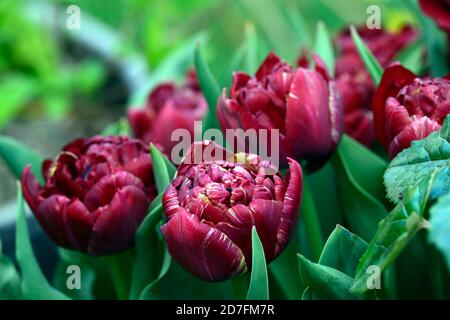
left=244, top=22, right=258, bottom=74
left=350, top=173, right=436, bottom=296
left=332, top=135, right=388, bottom=241
left=194, top=45, right=221, bottom=131
left=128, top=32, right=207, bottom=107
left=0, top=240, right=23, bottom=300
left=428, top=192, right=450, bottom=270
left=283, top=7, right=312, bottom=47
left=384, top=115, right=450, bottom=204
left=0, top=74, right=38, bottom=129
left=0, top=135, right=44, bottom=185
left=150, top=144, right=176, bottom=193
left=139, top=246, right=172, bottom=300
left=217, top=44, right=245, bottom=88
left=393, top=40, right=425, bottom=75
left=313, top=21, right=335, bottom=76
left=298, top=254, right=359, bottom=300
left=246, top=226, right=269, bottom=300
left=15, top=183, right=70, bottom=300
left=350, top=25, right=383, bottom=86
left=101, top=117, right=131, bottom=136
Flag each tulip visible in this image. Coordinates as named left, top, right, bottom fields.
left=419, top=0, right=450, bottom=34
left=128, top=70, right=207, bottom=154
left=333, top=26, right=417, bottom=146
left=160, top=141, right=302, bottom=282
left=374, top=63, right=450, bottom=158
left=21, top=136, right=156, bottom=256
left=217, top=52, right=342, bottom=169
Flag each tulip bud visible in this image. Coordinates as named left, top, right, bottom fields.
left=217, top=52, right=343, bottom=170
left=374, top=63, right=450, bottom=158
left=160, top=141, right=302, bottom=282
left=332, top=26, right=417, bottom=146
left=128, top=70, right=207, bottom=154
left=21, top=136, right=156, bottom=256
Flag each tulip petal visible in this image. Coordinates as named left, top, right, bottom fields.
left=161, top=210, right=246, bottom=281
left=88, top=185, right=150, bottom=255
left=128, top=108, right=154, bottom=142
left=21, top=166, right=42, bottom=213
left=255, top=52, right=283, bottom=80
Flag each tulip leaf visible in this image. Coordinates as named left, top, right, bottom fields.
left=384, top=115, right=450, bottom=204
left=218, top=44, right=245, bottom=88
left=351, top=172, right=436, bottom=296
left=0, top=135, right=44, bottom=185
left=194, top=45, right=221, bottom=131
left=246, top=226, right=269, bottom=300
left=128, top=32, right=207, bottom=107
left=332, top=135, right=388, bottom=241
left=428, top=192, right=450, bottom=270
left=0, top=240, right=23, bottom=300
left=244, top=22, right=259, bottom=74
left=393, top=40, right=425, bottom=75
left=15, top=183, right=70, bottom=300
left=313, top=21, right=335, bottom=76
left=101, top=117, right=131, bottom=136
left=350, top=25, right=383, bottom=86
left=130, top=192, right=167, bottom=299
left=150, top=144, right=176, bottom=193
left=139, top=246, right=172, bottom=300
left=283, top=7, right=312, bottom=47
left=298, top=254, right=359, bottom=300
left=301, top=226, right=367, bottom=300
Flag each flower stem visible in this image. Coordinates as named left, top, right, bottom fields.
left=300, top=177, right=324, bottom=262
left=107, top=254, right=130, bottom=300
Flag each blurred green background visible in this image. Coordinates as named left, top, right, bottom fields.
left=0, top=0, right=417, bottom=205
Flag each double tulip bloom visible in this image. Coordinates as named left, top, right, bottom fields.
left=128, top=70, right=207, bottom=154
left=22, top=136, right=156, bottom=256
left=161, top=141, right=302, bottom=282
left=333, top=26, right=417, bottom=146
left=374, top=64, right=450, bottom=158
left=217, top=52, right=343, bottom=169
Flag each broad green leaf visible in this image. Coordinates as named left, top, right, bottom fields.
left=283, top=8, right=312, bottom=47
left=246, top=226, right=269, bottom=300
left=350, top=25, right=383, bottom=86
left=0, top=74, right=38, bottom=129
left=428, top=192, right=450, bottom=270
left=404, top=0, right=449, bottom=77
left=0, top=240, right=23, bottom=300
left=150, top=144, right=176, bottom=193
left=0, top=135, right=44, bottom=185
left=351, top=173, right=436, bottom=296
left=244, top=22, right=258, bottom=74
left=139, top=246, right=172, bottom=300
left=298, top=254, right=359, bottom=300
left=130, top=192, right=167, bottom=299
left=194, top=45, right=221, bottom=131
left=384, top=115, right=450, bottom=204
left=302, top=225, right=367, bottom=300
left=128, top=32, right=207, bottom=107
left=332, top=135, right=388, bottom=241
left=313, top=21, right=335, bottom=76
left=217, top=44, right=245, bottom=88
left=101, top=117, right=131, bottom=136
left=15, top=184, right=70, bottom=300
left=393, top=40, right=425, bottom=75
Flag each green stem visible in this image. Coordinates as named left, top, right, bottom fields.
left=300, top=177, right=324, bottom=262
left=107, top=254, right=129, bottom=300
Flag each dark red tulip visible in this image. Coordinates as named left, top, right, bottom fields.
left=128, top=70, right=207, bottom=154
left=217, top=52, right=342, bottom=169
left=419, top=0, right=450, bottom=34
left=160, top=141, right=302, bottom=282
left=374, top=63, right=450, bottom=158
left=333, top=26, right=417, bottom=146
left=21, top=136, right=156, bottom=256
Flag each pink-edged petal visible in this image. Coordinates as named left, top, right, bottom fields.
left=161, top=209, right=247, bottom=282
left=275, top=158, right=302, bottom=256
left=88, top=185, right=150, bottom=255
left=384, top=98, right=412, bottom=143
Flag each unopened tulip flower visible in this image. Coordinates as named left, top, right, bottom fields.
left=128, top=70, right=207, bottom=154
left=217, top=52, right=342, bottom=169
left=160, top=141, right=302, bottom=282
left=21, top=136, right=156, bottom=256
left=333, top=26, right=417, bottom=146
left=374, top=63, right=450, bottom=158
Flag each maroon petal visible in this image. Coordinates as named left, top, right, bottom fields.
left=419, top=0, right=450, bottom=33
left=374, top=64, right=417, bottom=148
left=88, top=185, right=150, bottom=255
left=255, top=52, right=283, bottom=80
left=128, top=108, right=154, bottom=142
left=161, top=209, right=246, bottom=282
left=21, top=166, right=42, bottom=213
left=147, top=83, right=176, bottom=112
left=275, top=158, right=303, bottom=256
